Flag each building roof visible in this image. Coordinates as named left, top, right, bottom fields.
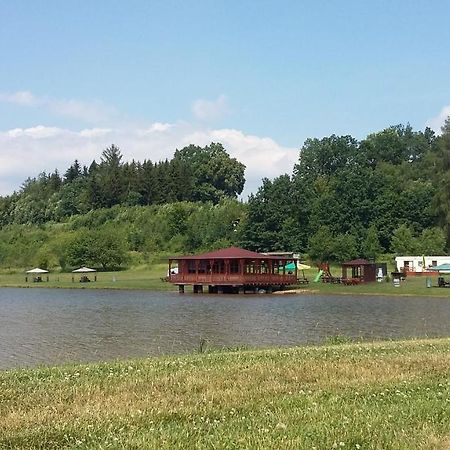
left=173, top=246, right=294, bottom=260
left=341, top=258, right=374, bottom=266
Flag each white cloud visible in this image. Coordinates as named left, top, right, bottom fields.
left=7, top=125, right=63, bottom=139
left=425, top=105, right=450, bottom=134
left=141, top=122, right=173, bottom=134
left=0, top=91, right=116, bottom=124
left=0, top=91, right=38, bottom=106
left=0, top=123, right=298, bottom=198
left=192, top=95, right=229, bottom=121
left=79, top=128, right=112, bottom=138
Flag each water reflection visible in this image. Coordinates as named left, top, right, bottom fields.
left=0, top=288, right=449, bottom=369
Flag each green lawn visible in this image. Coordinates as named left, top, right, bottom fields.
left=0, top=265, right=449, bottom=297
left=1, top=338, right=450, bottom=449
left=0, top=264, right=175, bottom=291
left=299, top=269, right=450, bottom=298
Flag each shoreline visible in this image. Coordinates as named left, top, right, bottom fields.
left=1, top=337, right=449, bottom=448
left=1, top=282, right=450, bottom=299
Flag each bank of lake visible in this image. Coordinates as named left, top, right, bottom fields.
left=1, top=265, right=449, bottom=298
left=1, top=337, right=449, bottom=449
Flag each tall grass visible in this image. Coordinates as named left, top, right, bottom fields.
left=1, top=338, right=450, bottom=449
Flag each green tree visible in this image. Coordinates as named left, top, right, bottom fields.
left=416, top=227, right=446, bottom=255
left=391, top=224, right=417, bottom=255
left=97, top=144, right=125, bottom=207
left=332, top=233, right=358, bottom=263
left=429, top=117, right=450, bottom=247
left=94, top=228, right=128, bottom=270
left=307, top=225, right=335, bottom=263
left=65, top=228, right=128, bottom=270
left=362, top=225, right=383, bottom=260
left=240, top=175, right=300, bottom=252
left=173, top=143, right=245, bottom=203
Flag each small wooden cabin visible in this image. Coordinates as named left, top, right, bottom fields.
left=341, top=258, right=376, bottom=283
left=168, top=246, right=298, bottom=293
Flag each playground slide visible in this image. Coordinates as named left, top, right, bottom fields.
left=313, top=270, right=323, bottom=283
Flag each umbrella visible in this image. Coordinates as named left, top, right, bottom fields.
left=72, top=267, right=97, bottom=273
left=430, top=263, right=450, bottom=273
left=297, top=262, right=311, bottom=279
left=285, top=262, right=296, bottom=271
left=285, top=262, right=311, bottom=278
left=26, top=268, right=49, bottom=274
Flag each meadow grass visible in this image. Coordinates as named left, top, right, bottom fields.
left=0, top=264, right=174, bottom=291
left=302, top=270, right=450, bottom=298
left=0, top=264, right=449, bottom=298
left=1, top=338, right=449, bottom=449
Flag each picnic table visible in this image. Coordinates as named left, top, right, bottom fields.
left=322, top=276, right=342, bottom=284
left=342, top=278, right=361, bottom=285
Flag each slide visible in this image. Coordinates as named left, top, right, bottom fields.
left=313, top=270, right=323, bottom=283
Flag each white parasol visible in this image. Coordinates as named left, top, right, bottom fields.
left=26, top=268, right=49, bottom=274
left=72, top=267, right=97, bottom=273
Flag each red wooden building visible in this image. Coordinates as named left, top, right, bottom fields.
left=341, top=258, right=377, bottom=283
left=168, top=247, right=298, bottom=293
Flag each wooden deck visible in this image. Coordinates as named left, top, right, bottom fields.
left=169, top=273, right=297, bottom=286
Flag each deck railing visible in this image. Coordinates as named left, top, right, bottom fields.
left=169, top=273, right=297, bottom=285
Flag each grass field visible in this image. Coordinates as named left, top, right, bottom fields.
left=0, top=264, right=449, bottom=297
left=0, top=264, right=175, bottom=291
left=300, top=269, right=450, bottom=298
left=1, top=338, right=449, bottom=449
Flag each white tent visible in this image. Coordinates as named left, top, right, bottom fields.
left=26, top=268, right=49, bottom=274
left=72, top=267, right=97, bottom=273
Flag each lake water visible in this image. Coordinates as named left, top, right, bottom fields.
left=1, top=288, right=449, bottom=370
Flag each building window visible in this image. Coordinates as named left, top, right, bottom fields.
left=230, top=260, right=239, bottom=274
left=212, top=261, right=225, bottom=274
left=198, top=261, right=207, bottom=274
left=188, top=261, right=196, bottom=274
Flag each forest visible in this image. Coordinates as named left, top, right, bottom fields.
left=0, top=119, right=449, bottom=271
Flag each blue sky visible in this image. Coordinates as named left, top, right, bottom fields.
left=1, top=0, right=449, bottom=195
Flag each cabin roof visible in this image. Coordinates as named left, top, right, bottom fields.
left=341, top=258, right=374, bottom=266
left=173, top=246, right=293, bottom=260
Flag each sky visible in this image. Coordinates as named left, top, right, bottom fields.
left=1, top=0, right=449, bottom=197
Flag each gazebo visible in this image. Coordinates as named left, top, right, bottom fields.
left=168, top=246, right=298, bottom=294
left=341, top=259, right=376, bottom=283
left=25, top=267, right=49, bottom=282
left=72, top=267, right=97, bottom=283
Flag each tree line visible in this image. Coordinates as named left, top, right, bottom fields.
left=0, top=120, right=449, bottom=270
left=241, top=121, right=450, bottom=261
left=0, top=142, right=245, bottom=226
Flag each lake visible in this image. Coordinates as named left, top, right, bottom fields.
left=1, top=288, right=449, bottom=370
